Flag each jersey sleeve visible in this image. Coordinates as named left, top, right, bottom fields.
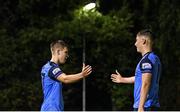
left=48, top=67, right=63, bottom=79
left=140, top=57, right=153, bottom=73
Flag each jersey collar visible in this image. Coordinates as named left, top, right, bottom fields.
left=49, top=61, right=59, bottom=67
left=143, top=51, right=152, bottom=57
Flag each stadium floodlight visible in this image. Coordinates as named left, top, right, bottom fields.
left=82, top=2, right=96, bottom=111
left=83, top=3, right=96, bottom=11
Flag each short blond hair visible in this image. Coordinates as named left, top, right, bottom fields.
left=50, top=40, right=68, bottom=54
left=137, top=29, right=154, bottom=45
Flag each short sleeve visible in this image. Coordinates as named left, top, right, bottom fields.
left=48, top=67, right=63, bottom=79
left=140, top=57, right=153, bottom=73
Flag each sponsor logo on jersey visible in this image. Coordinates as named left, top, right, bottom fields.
left=52, top=68, right=61, bottom=75
left=142, top=63, right=152, bottom=69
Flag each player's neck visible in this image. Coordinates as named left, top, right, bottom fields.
left=50, top=56, right=58, bottom=64
left=141, top=48, right=152, bottom=56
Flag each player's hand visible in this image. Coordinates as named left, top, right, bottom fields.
left=81, top=63, right=92, bottom=77
left=111, top=70, right=123, bottom=83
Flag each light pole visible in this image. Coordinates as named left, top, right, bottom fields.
left=82, top=2, right=96, bottom=111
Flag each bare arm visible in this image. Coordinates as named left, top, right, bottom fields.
left=111, top=70, right=135, bottom=84
left=138, top=73, right=152, bottom=111
left=57, top=64, right=92, bottom=84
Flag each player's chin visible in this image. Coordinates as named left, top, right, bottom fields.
left=136, top=48, right=139, bottom=52
left=60, top=60, right=66, bottom=64
left=63, top=59, right=67, bottom=63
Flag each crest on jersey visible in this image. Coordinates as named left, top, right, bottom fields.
left=142, top=63, right=152, bottom=69
left=52, top=68, right=61, bottom=75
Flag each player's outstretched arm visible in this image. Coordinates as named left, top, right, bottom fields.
left=111, top=70, right=135, bottom=84
left=57, top=63, right=92, bottom=84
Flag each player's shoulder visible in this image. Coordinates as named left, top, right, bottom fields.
left=41, top=62, right=50, bottom=74
left=148, top=52, right=160, bottom=63
left=43, top=61, right=58, bottom=68
left=140, top=52, right=156, bottom=64
left=49, top=62, right=62, bottom=73
left=42, top=61, right=50, bottom=68
left=148, top=52, right=156, bottom=57
left=41, top=61, right=54, bottom=71
left=147, top=52, right=155, bottom=59
left=49, top=61, right=59, bottom=67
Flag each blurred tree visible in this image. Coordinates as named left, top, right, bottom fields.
left=157, top=0, right=180, bottom=110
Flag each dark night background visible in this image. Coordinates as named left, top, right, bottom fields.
left=0, top=0, right=179, bottom=111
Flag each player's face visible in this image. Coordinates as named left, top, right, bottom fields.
left=135, top=36, right=144, bottom=53
left=58, top=47, right=69, bottom=64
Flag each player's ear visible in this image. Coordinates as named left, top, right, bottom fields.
left=57, top=50, right=60, bottom=55
left=143, top=38, right=146, bottom=45
left=143, top=40, right=146, bottom=44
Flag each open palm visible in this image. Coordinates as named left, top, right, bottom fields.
left=111, top=70, right=123, bottom=83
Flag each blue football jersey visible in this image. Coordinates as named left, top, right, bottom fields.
left=40, top=61, right=64, bottom=111
left=133, top=52, right=161, bottom=108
